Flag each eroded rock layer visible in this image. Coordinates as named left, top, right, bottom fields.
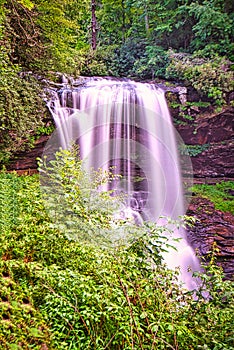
left=187, top=196, right=234, bottom=280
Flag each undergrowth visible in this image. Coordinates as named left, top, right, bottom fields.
left=0, top=156, right=233, bottom=349
left=192, top=181, right=234, bottom=214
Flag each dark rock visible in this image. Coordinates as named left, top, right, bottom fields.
left=190, top=140, right=234, bottom=178
left=186, top=86, right=201, bottom=103
left=175, top=108, right=234, bottom=145
left=173, top=105, right=234, bottom=179
left=186, top=196, right=234, bottom=280
left=8, top=135, right=49, bottom=171
left=228, top=91, right=234, bottom=104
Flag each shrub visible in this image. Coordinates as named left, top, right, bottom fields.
left=77, top=47, right=111, bottom=77
left=132, top=45, right=169, bottom=79
left=166, top=53, right=234, bottom=106
left=0, top=67, right=49, bottom=166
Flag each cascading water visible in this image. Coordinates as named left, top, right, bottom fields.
left=45, top=77, right=201, bottom=290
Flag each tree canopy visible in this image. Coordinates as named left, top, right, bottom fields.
left=1, top=0, right=233, bottom=74
left=0, top=0, right=233, bottom=165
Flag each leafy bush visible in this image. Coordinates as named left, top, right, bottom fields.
left=0, top=260, right=51, bottom=349
left=0, top=63, right=48, bottom=166
left=110, top=39, right=147, bottom=78
left=89, top=41, right=170, bottom=79
left=187, top=1, right=234, bottom=59
left=132, top=45, right=169, bottom=79
left=166, top=53, right=234, bottom=106
left=38, top=147, right=130, bottom=247
left=77, top=47, right=111, bottom=77
left=0, top=173, right=52, bottom=349
left=0, top=152, right=234, bottom=349
left=0, top=9, right=50, bottom=166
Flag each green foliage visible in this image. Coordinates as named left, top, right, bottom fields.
left=0, top=0, right=67, bottom=166
left=78, top=47, right=111, bottom=77
left=35, top=124, right=55, bottom=137
left=97, top=0, right=234, bottom=59
left=0, top=173, right=52, bottom=349
left=186, top=101, right=211, bottom=108
left=97, top=0, right=133, bottom=45
left=192, top=181, right=234, bottom=214
left=131, top=45, right=169, bottom=79
left=74, top=0, right=234, bottom=85
left=97, top=40, right=169, bottom=79
left=178, top=144, right=210, bottom=157
left=0, top=64, right=48, bottom=165
left=1, top=0, right=85, bottom=73
left=33, top=0, right=84, bottom=73
left=38, top=147, right=131, bottom=247
left=1, top=0, right=233, bottom=76
left=187, top=1, right=234, bottom=59
left=0, top=151, right=234, bottom=349
left=170, top=100, right=211, bottom=111
left=166, top=53, right=234, bottom=105
left=0, top=261, right=51, bottom=349
left=108, top=39, right=147, bottom=78
left=0, top=173, right=19, bottom=238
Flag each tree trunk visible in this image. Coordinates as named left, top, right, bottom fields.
left=121, top=0, right=125, bottom=43
left=91, top=0, right=97, bottom=50
left=144, top=1, right=149, bottom=34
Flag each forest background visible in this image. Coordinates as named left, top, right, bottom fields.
left=0, top=0, right=233, bottom=164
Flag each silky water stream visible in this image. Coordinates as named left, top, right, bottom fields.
left=44, top=77, right=201, bottom=291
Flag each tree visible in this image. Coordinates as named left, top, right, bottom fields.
left=91, top=0, right=97, bottom=49
left=187, top=0, right=234, bottom=57
left=97, top=0, right=133, bottom=45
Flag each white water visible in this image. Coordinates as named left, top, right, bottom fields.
left=47, top=77, right=201, bottom=290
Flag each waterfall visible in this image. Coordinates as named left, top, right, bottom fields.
left=45, top=77, right=201, bottom=290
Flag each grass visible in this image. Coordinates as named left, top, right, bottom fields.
left=191, top=181, right=234, bottom=214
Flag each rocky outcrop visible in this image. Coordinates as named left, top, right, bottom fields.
left=191, top=141, right=233, bottom=178
left=187, top=196, right=234, bottom=280
left=175, top=109, right=233, bottom=145
left=7, top=135, right=49, bottom=171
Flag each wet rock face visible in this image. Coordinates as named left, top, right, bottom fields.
left=176, top=110, right=233, bottom=145
left=186, top=196, right=234, bottom=280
